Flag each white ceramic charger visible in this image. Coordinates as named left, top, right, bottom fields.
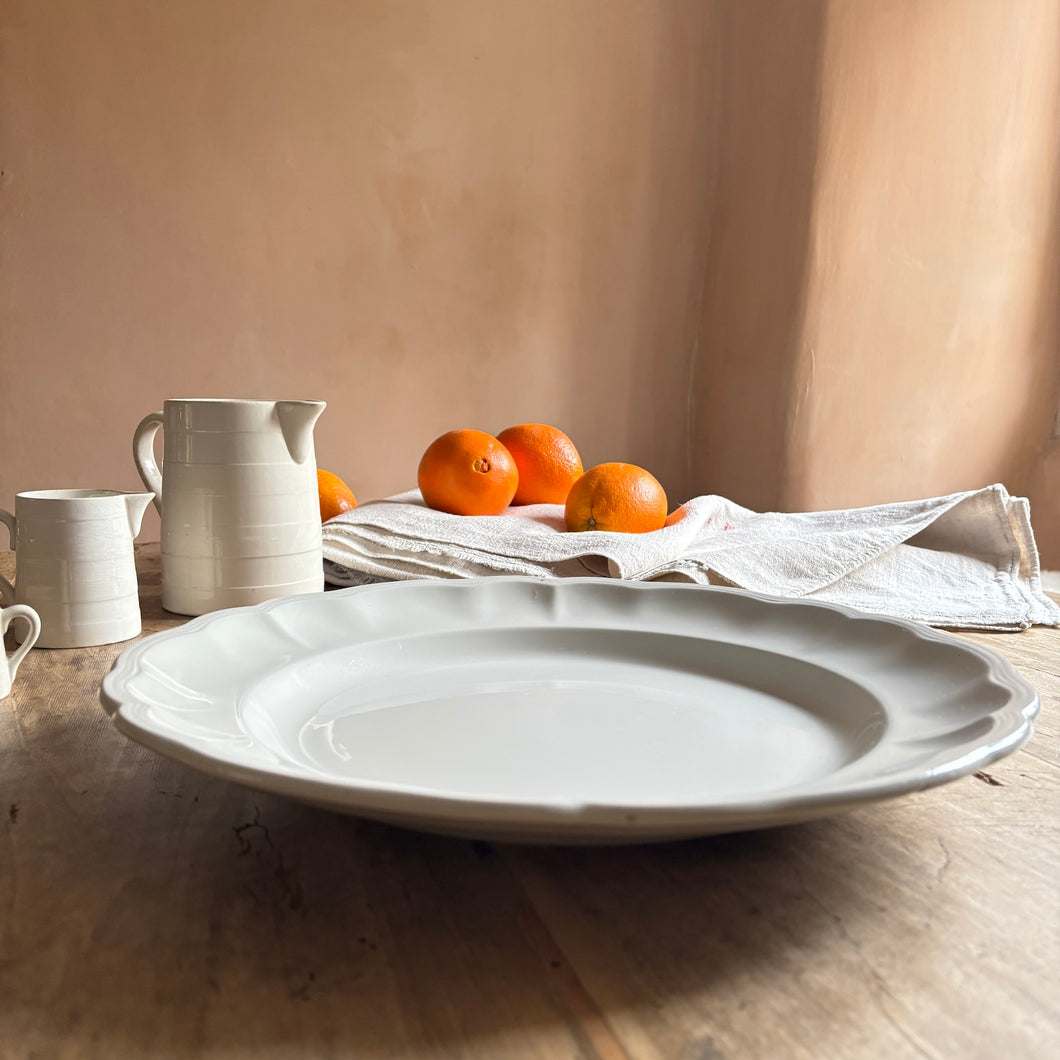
left=100, top=577, right=1039, bottom=843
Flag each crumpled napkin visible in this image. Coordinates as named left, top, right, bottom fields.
left=321, top=483, right=1060, bottom=630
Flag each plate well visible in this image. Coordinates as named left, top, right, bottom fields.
left=242, top=628, right=886, bottom=803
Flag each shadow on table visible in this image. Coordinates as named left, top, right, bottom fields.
left=6, top=777, right=910, bottom=1057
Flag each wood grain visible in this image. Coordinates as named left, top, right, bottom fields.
left=1, top=546, right=1057, bottom=1059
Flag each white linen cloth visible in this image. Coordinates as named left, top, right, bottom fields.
left=321, top=483, right=1060, bottom=630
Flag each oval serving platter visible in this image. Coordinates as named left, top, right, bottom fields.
left=100, top=578, right=1039, bottom=843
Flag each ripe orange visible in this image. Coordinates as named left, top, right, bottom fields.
left=496, top=423, right=583, bottom=505
left=418, top=429, right=519, bottom=516
left=317, top=469, right=357, bottom=522
left=565, top=463, right=668, bottom=534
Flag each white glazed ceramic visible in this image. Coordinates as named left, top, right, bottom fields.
left=0, top=490, right=153, bottom=649
left=133, top=398, right=326, bottom=616
left=0, top=601, right=41, bottom=698
left=100, top=578, right=1039, bottom=843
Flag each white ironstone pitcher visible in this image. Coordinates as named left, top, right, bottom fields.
left=134, top=398, right=326, bottom=615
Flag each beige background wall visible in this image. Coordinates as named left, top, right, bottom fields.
left=2, top=1, right=1059, bottom=559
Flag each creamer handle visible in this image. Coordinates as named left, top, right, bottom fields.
left=2, top=603, right=41, bottom=678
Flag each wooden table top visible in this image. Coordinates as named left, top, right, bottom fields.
left=1, top=543, right=1057, bottom=1059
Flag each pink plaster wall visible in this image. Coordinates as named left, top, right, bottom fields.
left=0, top=0, right=715, bottom=540
left=3, top=1, right=1058, bottom=560
left=789, top=0, right=1060, bottom=529
left=691, top=0, right=1059, bottom=559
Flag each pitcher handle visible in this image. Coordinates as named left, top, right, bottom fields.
left=0, top=508, right=15, bottom=605
left=134, top=412, right=164, bottom=515
left=2, top=603, right=41, bottom=678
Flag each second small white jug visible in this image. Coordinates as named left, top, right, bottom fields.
left=133, top=398, right=326, bottom=616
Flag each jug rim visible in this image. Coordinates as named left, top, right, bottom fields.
left=17, top=489, right=155, bottom=502
left=163, top=397, right=325, bottom=406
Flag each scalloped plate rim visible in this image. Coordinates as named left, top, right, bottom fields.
left=99, top=578, right=1040, bottom=842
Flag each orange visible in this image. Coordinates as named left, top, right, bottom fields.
left=317, top=469, right=357, bottom=522
left=418, top=429, right=519, bottom=516
left=565, top=462, right=667, bottom=534
left=496, top=423, right=583, bottom=505
left=664, top=505, right=686, bottom=527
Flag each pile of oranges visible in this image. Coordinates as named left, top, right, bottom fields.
left=319, top=423, right=675, bottom=534
left=417, top=424, right=670, bottom=533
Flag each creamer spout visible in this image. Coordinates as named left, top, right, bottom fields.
left=123, top=492, right=155, bottom=538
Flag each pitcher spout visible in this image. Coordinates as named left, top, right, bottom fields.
left=123, top=492, right=155, bottom=538
left=276, top=400, right=326, bottom=465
